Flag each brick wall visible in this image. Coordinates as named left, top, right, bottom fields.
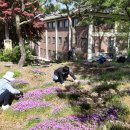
left=37, top=20, right=114, bottom=60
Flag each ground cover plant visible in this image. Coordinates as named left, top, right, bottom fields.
left=0, top=61, right=130, bottom=129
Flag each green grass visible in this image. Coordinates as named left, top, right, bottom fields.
left=1, top=61, right=130, bottom=129
left=105, top=96, right=129, bottom=120
left=26, top=118, right=41, bottom=129
left=5, top=107, right=51, bottom=121
left=48, top=106, right=81, bottom=119
left=106, top=122, right=130, bottom=130
left=92, top=82, right=119, bottom=93
left=13, top=70, right=21, bottom=77
left=44, top=93, right=58, bottom=101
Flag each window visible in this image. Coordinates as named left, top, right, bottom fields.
left=43, top=36, right=45, bottom=43
left=52, top=51, right=56, bottom=58
left=108, top=37, right=114, bottom=53
left=48, top=37, right=51, bottom=43
left=64, top=37, right=68, bottom=45
left=64, top=19, right=68, bottom=27
left=73, top=18, right=78, bottom=27
left=52, top=37, right=55, bottom=43
left=53, top=51, right=56, bottom=55
left=44, top=49, right=46, bottom=57
left=40, top=48, right=43, bottom=57
left=49, top=50, right=51, bottom=57
left=58, top=20, right=63, bottom=28
left=58, top=37, right=62, bottom=44
left=47, top=22, right=52, bottom=29
left=52, top=21, right=55, bottom=28
left=108, top=37, right=114, bottom=47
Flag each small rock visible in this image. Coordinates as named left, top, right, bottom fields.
left=90, top=92, right=98, bottom=98
left=97, top=98, right=104, bottom=104
left=86, top=98, right=95, bottom=105
left=109, top=89, right=117, bottom=95
left=4, top=64, right=12, bottom=67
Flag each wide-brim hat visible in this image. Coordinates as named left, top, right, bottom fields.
left=3, top=71, right=15, bottom=81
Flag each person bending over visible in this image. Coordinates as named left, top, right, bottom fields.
left=0, top=71, right=23, bottom=110
left=53, top=66, right=79, bottom=87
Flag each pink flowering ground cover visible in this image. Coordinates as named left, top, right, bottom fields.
left=12, top=79, right=29, bottom=88
left=30, top=107, right=119, bottom=130
left=32, top=68, right=45, bottom=75
left=30, top=115, right=97, bottom=130
left=12, top=79, right=29, bottom=85
left=23, top=86, right=60, bottom=99
left=11, top=81, right=120, bottom=130
left=12, top=99, right=50, bottom=111
left=12, top=86, right=60, bottom=111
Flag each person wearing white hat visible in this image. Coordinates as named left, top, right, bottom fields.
left=0, top=71, right=22, bottom=110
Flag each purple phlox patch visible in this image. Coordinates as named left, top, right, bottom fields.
left=12, top=99, right=51, bottom=111
left=32, top=68, right=45, bottom=74
left=12, top=79, right=29, bottom=85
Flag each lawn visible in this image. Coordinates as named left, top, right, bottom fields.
left=0, top=61, right=130, bottom=130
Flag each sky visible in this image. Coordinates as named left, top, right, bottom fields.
left=45, top=0, right=74, bottom=10
left=52, top=0, right=56, bottom=2
left=51, top=0, right=66, bottom=9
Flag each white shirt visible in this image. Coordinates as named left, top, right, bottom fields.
left=0, top=78, right=20, bottom=95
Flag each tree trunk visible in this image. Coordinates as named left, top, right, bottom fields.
left=68, top=15, right=72, bottom=51
left=15, top=15, right=26, bottom=67
left=72, top=27, right=77, bottom=61
left=68, top=15, right=78, bottom=60
left=5, top=21, right=9, bottom=39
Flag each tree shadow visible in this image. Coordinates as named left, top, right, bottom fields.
left=54, top=61, right=130, bottom=124
left=92, top=82, right=119, bottom=93
left=56, top=84, right=92, bottom=116
left=68, top=61, right=130, bottom=83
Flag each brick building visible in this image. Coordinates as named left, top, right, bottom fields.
left=35, top=13, right=124, bottom=61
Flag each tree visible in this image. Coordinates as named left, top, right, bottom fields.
left=54, top=0, right=82, bottom=60
left=69, top=0, right=130, bottom=57
left=0, top=0, right=45, bottom=67
left=56, top=0, right=75, bottom=51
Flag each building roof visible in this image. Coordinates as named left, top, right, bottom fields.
left=41, top=13, right=68, bottom=21
left=40, top=7, right=80, bottom=21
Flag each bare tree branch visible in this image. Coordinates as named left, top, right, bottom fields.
left=25, top=0, right=38, bottom=6
left=19, top=0, right=48, bottom=26
left=19, top=14, right=44, bottom=25
left=23, top=0, right=48, bottom=8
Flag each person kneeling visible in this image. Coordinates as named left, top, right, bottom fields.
left=53, top=66, right=79, bottom=87
left=0, top=71, right=23, bottom=110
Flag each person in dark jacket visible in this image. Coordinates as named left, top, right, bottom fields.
left=117, top=56, right=126, bottom=63
left=53, top=66, right=79, bottom=87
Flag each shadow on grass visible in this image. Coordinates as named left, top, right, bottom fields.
left=56, top=84, right=93, bottom=117
left=68, top=61, right=130, bottom=82
left=54, top=61, right=130, bottom=124
left=109, top=124, right=130, bottom=130
left=92, top=82, right=119, bottom=93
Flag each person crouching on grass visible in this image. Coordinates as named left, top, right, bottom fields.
left=0, top=71, right=23, bottom=110
left=53, top=66, right=79, bottom=88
